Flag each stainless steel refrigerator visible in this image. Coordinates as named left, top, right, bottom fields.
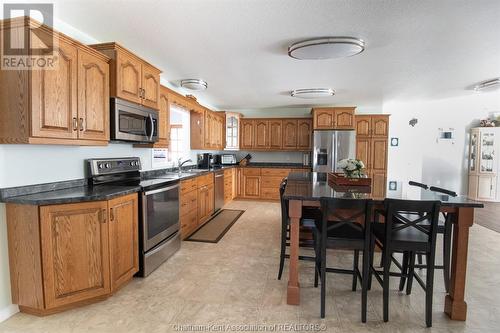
left=313, top=130, right=356, bottom=173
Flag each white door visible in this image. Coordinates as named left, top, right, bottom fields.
left=477, top=175, right=497, bottom=201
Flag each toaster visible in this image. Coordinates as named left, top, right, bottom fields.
left=221, top=154, right=236, bottom=165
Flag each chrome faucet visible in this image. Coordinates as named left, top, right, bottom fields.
left=177, top=158, right=192, bottom=175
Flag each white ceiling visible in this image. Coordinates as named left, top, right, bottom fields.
left=45, top=0, right=500, bottom=110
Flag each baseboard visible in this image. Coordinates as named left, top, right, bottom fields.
left=0, top=304, right=19, bottom=322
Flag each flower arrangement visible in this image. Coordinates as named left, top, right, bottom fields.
left=338, top=159, right=365, bottom=178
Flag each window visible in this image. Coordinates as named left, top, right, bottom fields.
left=225, top=112, right=240, bottom=150
left=169, top=105, right=190, bottom=162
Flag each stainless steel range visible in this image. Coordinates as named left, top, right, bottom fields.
left=86, top=157, right=180, bottom=277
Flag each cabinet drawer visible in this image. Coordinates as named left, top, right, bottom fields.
left=180, top=178, right=198, bottom=195
left=261, top=168, right=290, bottom=177
left=197, top=173, right=214, bottom=187
left=180, top=209, right=198, bottom=239
left=261, top=187, right=280, bottom=200
left=261, top=176, right=285, bottom=188
left=180, top=190, right=198, bottom=216
left=243, top=168, right=261, bottom=176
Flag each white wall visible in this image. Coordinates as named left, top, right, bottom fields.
left=385, top=91, right=500, bottom=196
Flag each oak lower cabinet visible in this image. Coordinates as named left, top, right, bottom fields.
left=6, top=193, right=138, bottom=315
left=242, top=168, right=262, bottom=198
left=108, top=194, right=139, bottom=291
left=224, top=168, right=236, bottom=204
left=180, top=178, right=199, bottom=239
left=0, top=17, right=110, bottom=146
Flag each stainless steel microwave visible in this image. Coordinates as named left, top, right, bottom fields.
left=110, top=98, right=159, bottom=143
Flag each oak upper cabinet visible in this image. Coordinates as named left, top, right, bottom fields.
left=312, top=108, right=334, bottom=129
left=282, top=120, right=298, bottom=149
left=90, top=43, right=162, bottom=110
left=297, top=119, right=312, bottom=150
left=157, top=86, right=171, bottom=147
left=269, top=120, right=283, bottom=149
left=312, top=107, right=355, bottom=130
left=254, top=120, right=269, bottom=149
left=39, top=201, right=111, bottom=309
left=77, top=48, right=110, bottom=141
left=0, top=17, right=110, bottom=145
left=355, top=116, right=371, bottom=137
left=355, top=115, right=389, bottom=137
left=240, top=119, right=255, bottom=150
left=108, top=194, right=139, bottom=291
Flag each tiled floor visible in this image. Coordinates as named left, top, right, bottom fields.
left=1, top=200, right=499, bottom=332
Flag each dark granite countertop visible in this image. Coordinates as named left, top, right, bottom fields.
left=284, top=172, right=484, bottom=208
left=1, top=184, right=141, bottom=205
left=0, top=163, right=311, bottom=205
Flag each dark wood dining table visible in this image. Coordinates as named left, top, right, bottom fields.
left=283, top=172, right=484, bottom=321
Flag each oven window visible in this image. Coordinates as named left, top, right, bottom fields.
left=145, top=187, right=179, bottom=241
left=119, top=111, right=147, bottom=136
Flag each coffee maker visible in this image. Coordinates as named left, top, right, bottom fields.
left=197, top=153, right=212, bottom=169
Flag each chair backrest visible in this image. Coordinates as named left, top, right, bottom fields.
left=383, top=199, right=441, bottom=245
left=409, top=181, right=429, bottom=190
left=320, top=198, right=373, bottom=239
left=280, top=178, right=288, bottom=225
left=429, top=186, right=457, bottom=197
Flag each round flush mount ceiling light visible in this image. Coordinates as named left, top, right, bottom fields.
left=473, top=78, right=500, bottom=91
left=288, top=37, right=365, bottom=60
left=290, top=88, right=335, bottom=99
left=180, top=79, right=208, bottom=91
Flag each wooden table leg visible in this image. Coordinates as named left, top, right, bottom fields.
left=444, top=207, right=474, bottom=321
left=287, top=199, right=302, bottom=305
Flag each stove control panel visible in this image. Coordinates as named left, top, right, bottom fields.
left=86, top=157, right=142, bottom=176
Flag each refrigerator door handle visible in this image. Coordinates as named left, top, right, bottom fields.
left=332, top=132, right=337, bottom=172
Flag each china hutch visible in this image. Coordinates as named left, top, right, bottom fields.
left=468, top=127, right=500, bottom=201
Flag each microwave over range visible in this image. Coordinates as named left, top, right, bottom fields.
left=111, top=98, right=159, bottom=143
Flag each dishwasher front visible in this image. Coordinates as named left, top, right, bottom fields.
left=214, top=170, right=225, bottom=212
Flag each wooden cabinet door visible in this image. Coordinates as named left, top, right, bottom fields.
left=207, top=183, right=214, bottom=216
left=372, top=116, right=389, bottom=137
left=254, top=120, right=269, bottom=149
left=31, top=35, right=78, bottom=140
left=334, top=108, right=355, bottom=129
left=283, top=119, right=297, bottom=149
left=477, top=175, right=497, bottom=200
left=355, top=116, right=371, bottom=137
left=243, top=176, right=261, bottom=198
left=197, top=186, right=208, bottom=223
left=269, top=120, right=282, bottom=149
left=141, top=64, right=160, bottom=109
left=356, top=138, right=371, bottom=169
left=108, top=194, right=138, bottom=291
left=77, top=49, right=109, bottom=141
left=115, top=51, right=142, bottom=104
left=371, top=170, right=387, bottom=198
left=240, top=119, right=254, bottom=149
left=40, top=201, right=110, bottom=309
left=371, top=138, right=388, bottom=173
left=297, top=119, right=312, bottom=150
left=313, top=109, right=334, bottom=129
left=203, top=112, right=211, bottom=148
left=156, top=88, right=170, bottom=147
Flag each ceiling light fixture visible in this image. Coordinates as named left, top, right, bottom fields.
left=473, top=78, right=500, bottom=91
left=288, top=37, right=365, bottom=60
left=290, top=88, right=335, bottom=99
left=180, top=79, right=208, bottom=91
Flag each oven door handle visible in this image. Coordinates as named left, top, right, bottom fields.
left=147, top=114, right=154, bottom=141
left=144, top=184, right=179, bottom=196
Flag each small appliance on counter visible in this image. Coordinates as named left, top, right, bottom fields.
left=221, top=154, right=237, bottom=165
left=212, top=154, right=222, bottom=168
left=197, top=153, right=213, bottom=169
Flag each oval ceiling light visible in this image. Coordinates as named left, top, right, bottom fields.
left=473, top=78, right=500, bottom=91
left=180, top=79, right=208, bottom=91
left=288, top=37, right=365, bottom=60
left=291, top=88, right=335, bottom=99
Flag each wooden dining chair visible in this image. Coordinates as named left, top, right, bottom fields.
left=370, top=199, right=441, bottom=327
left=277, top=178, right=321, bottom=280
left=313, top=198, right=373, bottom=322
